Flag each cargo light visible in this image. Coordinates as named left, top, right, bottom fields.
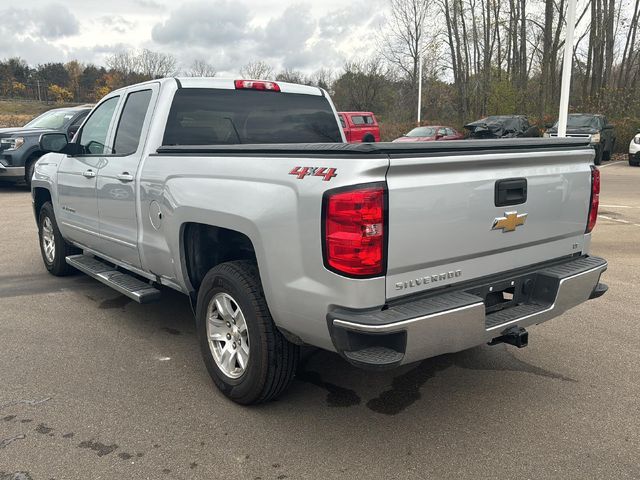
left=323, top=184, right=386, bottom=277
left=234, top=80, right=280, bottom=92
left=586, top=166, right=600, bottom=233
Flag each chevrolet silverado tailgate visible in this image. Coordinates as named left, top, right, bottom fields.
left=385, top=139, right=595, bottom=299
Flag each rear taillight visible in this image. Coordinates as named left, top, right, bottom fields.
left=323, top=184, right=386, bottom=277
left=234, top=79, right=280, bottom=92
left=587, top=166, right=600, bottom=233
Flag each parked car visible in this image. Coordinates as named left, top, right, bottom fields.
left=0, top=105, right=92, bottom=186
left=465, top=115, right=540, bottom=139
left=544, top=114, right=616, bottom=165
left=630, top=129, right=640, bottom=166
left=33, top=77, right=607, bottom=404
left=338, top=111, right=380, bottom=142
left=393, top=125, right=464, bottom=142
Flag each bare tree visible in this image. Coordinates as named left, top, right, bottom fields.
left=106, top=51, right=140, bottom=77
left=184, top=59, right=217, bottom=77
left=275, top=69, right=308, bottom=84
left=106, top=49, right=177, bottom=79
left=139, top=49, right=178, bottom=78
left=239, top=60, right=274, bottom=80
left=379, top=0, right=435, bottom=86
left=308, top=68, right=334, bottom=91
left=332, top=60, right=391, bottom=112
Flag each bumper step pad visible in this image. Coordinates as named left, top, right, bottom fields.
left=66, top=254, right=160, bottom=304
left=344, top=347, right=404, bottom=366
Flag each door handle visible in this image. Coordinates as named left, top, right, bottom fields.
left=495, top=178, right=527, bottom=207
left=116, top=172, right=134, bottom=182
left=82, top=169, right=96, bottom=178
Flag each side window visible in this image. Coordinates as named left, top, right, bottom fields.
left=362, top=116, right=373, bottom=125
left=113, top=90, right=153, bottom=155
left=438, top=128, right=447, bottom=136
left=71, top=111, right=88, bottom=128
left=351, top=116, right=365, bottom=125
left=78, top=97, right=120, bottom=155
left=446, top=128, right=455, bottom=136
left=339, top=115, right=346, bottom=129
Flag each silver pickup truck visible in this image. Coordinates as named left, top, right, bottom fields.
left=32, top=78, right=608, bottom=404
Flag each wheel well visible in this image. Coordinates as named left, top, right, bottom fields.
left=183, top=223, right=257, bottom=292
left=362, top=133, right=375, bottom=142
left=25, top=151, right=43, bottom=167
left=33, top=187, right=52, bottom=219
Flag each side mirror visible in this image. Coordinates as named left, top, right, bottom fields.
left=39, top=133, right=68, bottom=153
left=39, top=133, right=83, bottom=155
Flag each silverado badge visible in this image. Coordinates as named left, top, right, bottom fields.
left=492, top=211, right=527, bottom=232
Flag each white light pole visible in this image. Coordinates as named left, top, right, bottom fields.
left=417, top=57, right=423, bottom=125
left=557, top=0, right=578, bottom=137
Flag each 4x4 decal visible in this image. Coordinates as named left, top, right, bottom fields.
left=289, top=166, right=338, bottom=181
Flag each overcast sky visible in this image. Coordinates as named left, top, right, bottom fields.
left=0, top=0, right=387, bottom=75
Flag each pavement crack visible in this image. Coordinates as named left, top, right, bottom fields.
left=0, top=397, right=51, bottom=411
left=0, top=434, right=26, bottom=450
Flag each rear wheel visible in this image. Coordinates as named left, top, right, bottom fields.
left=196, top=261, right=299, bottom=404
left=38, top=202, right=77, bottom=276
left=362, top=133, right=375, bottom=143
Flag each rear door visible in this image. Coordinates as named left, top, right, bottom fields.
left=384, top=143, right=594, bottom=299
left=96, top=84, right=157, bottom=268
left=56, top=96, right=120, bottom=248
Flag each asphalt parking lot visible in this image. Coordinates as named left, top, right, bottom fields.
left=1, top=159, right=639, bottom=480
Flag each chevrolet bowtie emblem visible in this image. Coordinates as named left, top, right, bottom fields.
left=492, top=211, right=527, bottom=232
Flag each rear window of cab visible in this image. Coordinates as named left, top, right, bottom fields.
left=350, top=115, right=375, bottom=125
left=163, top=88, right=342, bottom=145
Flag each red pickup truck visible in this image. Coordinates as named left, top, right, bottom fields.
left=338, top=111, right=381, bottom=143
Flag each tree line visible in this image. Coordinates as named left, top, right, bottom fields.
left=1, top=0, right=639, bottom=144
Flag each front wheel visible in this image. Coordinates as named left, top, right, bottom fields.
left=594, top=146, right=603, bottom=165
left=38, top=202, right=77, bottom=276
left=25, top=156, right=38, bottom=188
left=196, top=261, right=299, bottom=404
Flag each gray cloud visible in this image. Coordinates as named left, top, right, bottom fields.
left=100, top=15, right=137, bottom=34
left=151, top=0, right=250, bottom=46
left=35, top=3, right=80, bottom=38
left=0, top=3, right=79, bottom=40
left=134, top=0, right=164, bottom=8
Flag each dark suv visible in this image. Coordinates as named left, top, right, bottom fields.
left=0, top=105, right=92, bottom=186
left=464, top=115, right=540, bottom=139
left=545, top=114, right=615, bottom=165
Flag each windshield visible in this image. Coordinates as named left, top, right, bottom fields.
left=406, top=127, right=436, bottom=137
left=25, top=110, right=76, bottom=129
left=555, top=115, right=600, bottom=129
left=163, top=89, right=342, bottom=145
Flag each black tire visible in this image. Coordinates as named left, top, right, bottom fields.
left=196, top=261, right=299, bottom=404
left=38, top=202, right=77, bottom=276
left=594, top=146, right=603, bottom=165
left=603, top=149, right=611, bottom=162
left=362, top=133, right=375, bottom=143
left=25, top=157, right=37, bottom=188
left=630, top=160, right=639, bottom=167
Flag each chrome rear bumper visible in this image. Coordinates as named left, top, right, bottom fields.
left=329, top=256, right=608, bottom=367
